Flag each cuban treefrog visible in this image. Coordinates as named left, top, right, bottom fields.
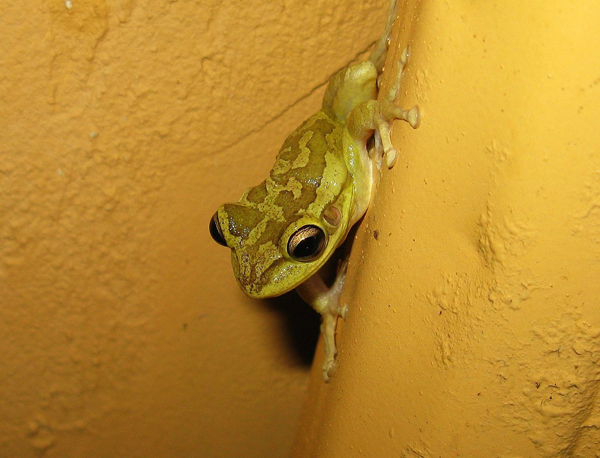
left=210, top=0, right=419, bottom=381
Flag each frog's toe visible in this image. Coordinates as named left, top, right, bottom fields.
left=385, top=149, right=398, bottom=168
left=400, top=45, right=410, bottom=66
left=338, top=257, right=350, bottom=275
left=322, top=358, right=337, bottom=383
left=339, top=304, right=349, bottom=319
left=407, top=105, right=420, bottom=129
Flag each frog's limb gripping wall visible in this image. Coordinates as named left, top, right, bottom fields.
left=293, top=0, right=600, bottom=456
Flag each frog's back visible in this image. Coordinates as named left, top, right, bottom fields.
left=267, top=110, right=349, bottom=221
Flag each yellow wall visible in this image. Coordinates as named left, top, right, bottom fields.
left=294, top=0, right=600, bottom=456
left=4, top=0, right=600, bottom=456
left=0, top=0, right=389, bottom=456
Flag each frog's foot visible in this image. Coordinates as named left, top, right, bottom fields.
left=376, top=104, right=419, bottom=168
left=321, top=312, right=338, bottom=382
left=330, top=258, right=349, bottom=318
left=320, top=296, right=349, bottom=382
left=320, top=259, right=350, bottom=381
left=373, top=45, right=420, bottom=168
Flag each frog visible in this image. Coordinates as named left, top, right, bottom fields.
left=209, top=0, right=419, bottom=382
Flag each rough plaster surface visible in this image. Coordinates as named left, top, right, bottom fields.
left=0, top=0, right=387, bottom=456
left=294, top=0, right=600, bottom=456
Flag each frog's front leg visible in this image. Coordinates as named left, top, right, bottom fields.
left=296, top=261, right=348, bottom=382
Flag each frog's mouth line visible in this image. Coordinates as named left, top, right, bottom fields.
left=234, top=251, right=328, bottom=300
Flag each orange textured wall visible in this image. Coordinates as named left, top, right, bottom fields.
left=0, top=1, right=389, bottom=456
left=294, top=0, right=600, bottom=456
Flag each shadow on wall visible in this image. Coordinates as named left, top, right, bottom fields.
left=267, top=292, right=321, bottom=367
left=263, top=225, right=360, bottom=368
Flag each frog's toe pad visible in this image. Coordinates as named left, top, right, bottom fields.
left=322, top=359, right=337, bottom=383
left=339, top=304, right=349, bottom=319
left=407, top=106, right=420, bottom=129
left=385, top=149, right=398, bottom=168
left=400, top=45, right=410, bottom=66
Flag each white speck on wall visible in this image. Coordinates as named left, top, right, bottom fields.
left=65, top=0, right=73, bottom=9
left=89, top=131, right=98, bottom=139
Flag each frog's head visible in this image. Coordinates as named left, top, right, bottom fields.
left=209, top=193, right=349, bottom=299
left=210, top=110, right=354, bottom=298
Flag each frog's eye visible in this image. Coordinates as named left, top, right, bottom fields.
left=287, top=225, right=326, bottom=262
left=209, top=212, right=228, bottom=247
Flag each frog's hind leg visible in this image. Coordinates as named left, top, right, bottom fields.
left=382, top=45, right=412, bottom=104
left=369, top=0, right=399, bottom=72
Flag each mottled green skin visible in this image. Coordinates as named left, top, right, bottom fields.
left=214, top=44, right=390, bottom=298
left=215, top=104, right=363, bottom=298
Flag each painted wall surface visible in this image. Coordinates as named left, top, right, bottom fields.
left=0, top=1, right=389, bottom=457
left=294, top=0, right=600, bottom=456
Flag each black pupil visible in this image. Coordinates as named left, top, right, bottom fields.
left=209, top=213, right=227, bottom=247
left=294, top=235, right=320, bottom=259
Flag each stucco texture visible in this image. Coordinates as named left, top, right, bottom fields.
left=294, top=0, right=600, bottom=456
left=0, top=0, right=389, bottom=457
left=4, top=0, right=600, bottom=456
